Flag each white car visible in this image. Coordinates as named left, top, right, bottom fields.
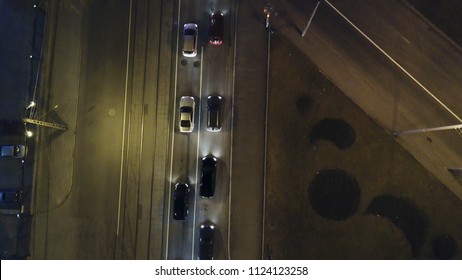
left=179, top=96, right=195, bottom=133
left=1, top=145, right=27, bottom=158
left=182, top=23, right=198, bottom=57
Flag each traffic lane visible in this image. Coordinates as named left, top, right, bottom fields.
left=66, top=0, right=129, bottom=258
left=167, top=130, right=199, bottom=260
left=166, top=49, right=202, bottom=259
left=165, top=0, right=203, bottom=260
left=327, top=0, right=462, bottom=119
left=195, top=190, right=229, bottom=260
left=193, top=0, right=235, bottom=260
left=168, top=0, right=233, bottom=260
left=194, top=54, right=234, bottom=260
left=195, top=128, right=232, bottom=260
left=70, top=0, right=129, bottom=217
left=228, top=0, right=267, bottom=259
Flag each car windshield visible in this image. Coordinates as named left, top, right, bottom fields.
left=212, top=13, right=223, bottom=26
left=180, top=106, right=192, bottom=113
left=181, top=120, right=191, bottom=127
left=13, top=146, right=20, bottom=156
left=208, top=98, right=220, bottom=108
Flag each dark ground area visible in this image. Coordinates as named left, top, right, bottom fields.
left=406, top=0, right=462, bottom=47
left=265, top=33, right=462, bottom=259
left=0, top=0, right=44, bottom=259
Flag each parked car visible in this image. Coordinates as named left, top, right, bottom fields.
left=209, top=12, right=224, bottom=45
left=0, top=190, right=23, bottom=210
left=198, top=223, right=215, bottom=260
left=183, top=23, right=198, bottom=57
left=179, top=96, right=195, bottom=133
left=206, top=95, right=222, bottom=132
left=200, top=156, right=217, bottom=198
left=0, top=145, right=26, bottom=158
left=173, top=183, right=190, bottom=220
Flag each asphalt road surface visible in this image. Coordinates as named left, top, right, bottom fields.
left=31, top=0, right=260, bottom=260
left=165, top=0, right=236, bottom=260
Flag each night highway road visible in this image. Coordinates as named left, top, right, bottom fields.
left=165, top=0, right=236, bottom=260
left=26, top=0, right=462, bottom=260
left=32, top=0, right=131, bottom=259
left=31, top=0, right=265, bottom=260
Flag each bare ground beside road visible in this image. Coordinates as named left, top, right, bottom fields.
left=264, top=36, right=462, bottom=259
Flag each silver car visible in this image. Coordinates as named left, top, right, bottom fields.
left=179, top=96, right=195, bottom=133
left=182, top=23, right=198, bottom=57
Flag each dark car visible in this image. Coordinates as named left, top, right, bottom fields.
left=198, top=224, right=215, bottom=260
left=209, top=12, right=224, bottom=45
left=173, top=183, right=190, bottom=220
left=206, top=95, right=222, bottom=132
left=200, top=156, right=217, bottom=198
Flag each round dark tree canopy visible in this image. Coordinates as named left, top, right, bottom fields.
left=432, top=234, right=457, bottom=260
left=310, top=118, right=356, bottom=149
left=366, top=194, right=428, bottom=257
left=309, top=169, right=361, bottom=221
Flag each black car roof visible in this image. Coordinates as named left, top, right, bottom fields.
left=207, top=96, right=221, bottom=108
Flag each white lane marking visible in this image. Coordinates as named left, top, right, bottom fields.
left=227, top=0, right=239, bottom=261
left=261, top=25, right=271, bottom=260
left=324, top=0, right=462, bottom=123
left=401, top=35, right=410, bottom=44
left=192, top=46, right=204, bottom=259
left=117, top=0, right=133, bottom=237
left=165, top=0, right=182, bottom=260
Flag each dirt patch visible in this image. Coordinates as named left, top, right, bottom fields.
left=432, top=234, right=457, bottom=260
left=366, top=195, right=428, bottom=257
left=310, top=118, right=355, bottom=150
left=295, top=95, right=315, bottom=115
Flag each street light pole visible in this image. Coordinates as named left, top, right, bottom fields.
left=263, top=4, right=273, bottom=28
left=393, top=124, right=462, bottom=137
left=301, top=0, right=321, bottom=37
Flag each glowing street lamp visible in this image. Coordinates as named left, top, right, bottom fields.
left=26, top=101, right=36, bottom=109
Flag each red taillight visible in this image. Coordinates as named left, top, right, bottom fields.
left=210, top=39, right=222, bottom=45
